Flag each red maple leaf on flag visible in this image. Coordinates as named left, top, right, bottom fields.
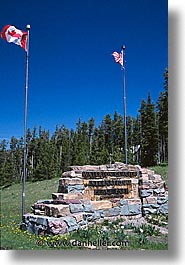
left=8, top=29, right=21, bottom=39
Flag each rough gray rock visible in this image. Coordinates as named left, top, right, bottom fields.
left=140, top=189, right=153, bottom=197
left=69, top=203, right=84, bottom=213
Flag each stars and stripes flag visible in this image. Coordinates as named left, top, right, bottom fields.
left=1, top=25, right=28, bottom=51
left=112, top=51, right=124, bottom=68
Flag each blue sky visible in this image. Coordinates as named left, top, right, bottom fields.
left=0, top=0, right=167, bottom=141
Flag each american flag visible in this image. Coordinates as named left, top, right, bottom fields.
left=112, top=51, right=123, bottom=67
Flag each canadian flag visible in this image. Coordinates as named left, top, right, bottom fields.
left=1, top=25, right=27, bottom=51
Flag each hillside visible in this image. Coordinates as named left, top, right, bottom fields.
left=0, top=165, right=168, bottom=250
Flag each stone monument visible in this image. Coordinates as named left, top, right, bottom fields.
left=22, top=162, right=168, bottom=235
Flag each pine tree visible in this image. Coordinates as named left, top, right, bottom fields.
left=26, top=128, right=33, bottom=181
left=90, top=127, right=99, bottom=164
left=139, top=93, right=158, bottom=166
left=126, top=115, right=134, bottom=164
left=132, top=116, right=142, bottom=164
left=103, top=114, right=113, bottom=154
left=9, top=136, right=23, bottom=183
left=157, top=68, right=168, bottom=163
left=0, top=139, right=8, bottom=186
left=60, top=125, right=72, bottom=171
left=88, top=117, right=95, bottom=155
left=33, top=128, right=54, bottom=181
left=0, top=68, right=168, bottom=184
left=90, top=125, right=109, bottom=165
left=52, top=124, right=64, bottom=173
left=112, top=111, right=124, bottom=162
left=72, top=119, right=90, bottom=165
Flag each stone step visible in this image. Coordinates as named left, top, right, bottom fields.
left=52, top=192, right=83, bottom=200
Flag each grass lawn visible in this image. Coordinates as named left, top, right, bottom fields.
left=0, top=178, right=59, bottom=250
left=0, top=166, right=168, bottom=250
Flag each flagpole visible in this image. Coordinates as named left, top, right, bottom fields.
left=22, top=24, right=30, bottom=220
left=121, top=45, right=128, bottom=164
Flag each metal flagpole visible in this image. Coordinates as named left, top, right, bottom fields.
left=121, top=45, right=128, bottom=164
left=22, top=24, right=30, bottom=220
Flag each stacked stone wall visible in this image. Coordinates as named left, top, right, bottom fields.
left=22, top=163, right=168, bottom=235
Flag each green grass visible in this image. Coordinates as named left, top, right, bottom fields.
left=0, top=178, right=59, bottom=250
left=0, top=166, right=168, bottom=250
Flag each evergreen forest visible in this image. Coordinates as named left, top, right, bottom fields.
left=0, top=69, right=168, bottom=187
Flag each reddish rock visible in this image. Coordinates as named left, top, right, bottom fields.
left=110, top=198, right=121, bottom=207
left=91, top=200, right=112, bottom=210
left=143, top=196, right=157, bottom=204
left=48, top=220, right=68, bottom=234
left=52, top=199, right=81, bottom=205
left=45, top=204, right=70, bottom=217
left=59, top=177, right=83, bottom=186
left=71, top=213, right=84, bottom=223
